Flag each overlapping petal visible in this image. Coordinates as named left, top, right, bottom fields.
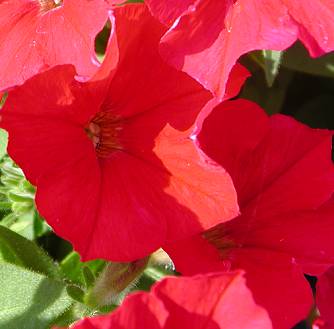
left=316, top=267, right=334, bottom=328
left=0, top=4, right=240, bottom=262
left=61, top=271, right=272, bottom=329
left=226, top=248, right=314, bottom=328
left=0, top=0, right=118, bottom=90
left=146, top=0, right=334, bottom=98
left=313, top=317, right=334, bottom=329
left=163, top=99, right=334, bottom=328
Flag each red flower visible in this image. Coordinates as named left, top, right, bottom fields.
left=0, top=4, right=244, bottom=262
left=145, top=0, right=334, bottom=98
left=163, top=99, right=334, bottom=328
left=316, top=267, right=334, bottom=328
left=58, top=271, right=272, bottom=329
left=0, top=0, right=123, bottom=91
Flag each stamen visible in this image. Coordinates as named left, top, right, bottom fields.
left=37, top=0, right=62, bottom=13
left=92, top=134, right=100, bottom=145
left=88, top=122, right=101, bottom=135
left=85, top=108, right=122, bottom=158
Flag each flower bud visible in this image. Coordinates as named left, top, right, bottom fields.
left=84, top=256, right=149, bottom=310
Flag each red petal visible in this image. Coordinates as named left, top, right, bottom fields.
left=229, top=248, right=314, bottom=329
left=156, top=134, right=239, bottom=238
left=0, top=65, right=108, bottom=185
left=199, top=99, right=334, bottom=210
left=153, top=271, right=272, bottom=329
left=158, top=0, right=296, bottom=97
left=79, top=155, right=168, bottom=262
left=317, top=267, right=334, bottom=328
left=163, top=234, right=226, bottom=276
left=107, top=292, right=167, bottom=329
left=0, top=0, right=111, bottom=90
left=164, top=237, right=315, bottom=328
left=223, top=196, right=334, bottom=277
left=145, top=0, right=196, bottom=27
left=70, top=292, right=167, bottom=329
left=153, top=0, right=334, bottom=97
left=312, top=317, right=334, bottom=329
left=35, top=153, right=167, bottom=263
left=35, top=156, right=102, bottom=260
left=282, top=0, right=334, bottom=56
left=67, top=271, right=272, bottom=329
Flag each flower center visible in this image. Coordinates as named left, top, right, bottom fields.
left=37, top=0, right=62, bottom=13
left=85, top=109, right=123, bottom=158
left=85, top=122, right=101, bottom=148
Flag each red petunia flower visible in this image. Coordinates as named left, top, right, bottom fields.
left=145, top=0, right=334, bottom=98
left=163, top=99, right=334, bottom=328
left=57, top=271, right=272, bottom=329
left=316, top=267, right=334, bottom=328
left=0, top=0, right=125, bottom=91
left=0, top=4, right=244, bottom=262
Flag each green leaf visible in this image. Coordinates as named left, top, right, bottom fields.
left=282, top=41, right=334, bottom=78
left=33, top=211, right=52, bottom=238
left=59, top=252, right=85, bottom=285
left=0, top=225, right=63, bottom=282
left=82, top=266, right=96, bottom=290
left=7, top=210, right=37, bottom=240
left=48, top=306, right=79, bottom=329
left=0, top=263, right=72, bottom=329
left=1, top=213, right=16, bottom=226
left=66, top=285, right=85, bottom=304
left=0, top=128, right=8, bottom=160
left=8, top=192, right=33, bottom=203
left=122, top=0, right=144, bottom=3
left=0, top=161, right=25, bottom=180
left=262, top=50, right=284, bottom=87
left=250, top=50, right=284, bottom=87
left=143, top=266, right=168, bottom=281
left=60, top=251, right=106, bottom=286
left=0, top=91, right=7, bottom=107
left=0, top=201, right=12, bottom=210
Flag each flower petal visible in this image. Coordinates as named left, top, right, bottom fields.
left=70, top=292, right=167, bottom=329
left=163, top=234, right=225, bottom=276
left=79, top=155, right=168, bottom=262
left=281, top=0, right=334, bottom=56
left=153, top=270, right=272, bottom=329
left=0, top=65, right=109, bottom=185
left=198, top=99, right=334, bottom=211
left=145, top=0, right=196, bottom=27
left=229, top=248, right=314, bottom=329
left=0, top=0, right=112, bottom=90
left=151, top=0, right=334, bottom=97
left=316, top=267, right=334, bottom=328
left=66, top=271, right=272, bottom=329
left=158, top=0, right=296, bottom=97
left=35, top=155, right=102, bottom=260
